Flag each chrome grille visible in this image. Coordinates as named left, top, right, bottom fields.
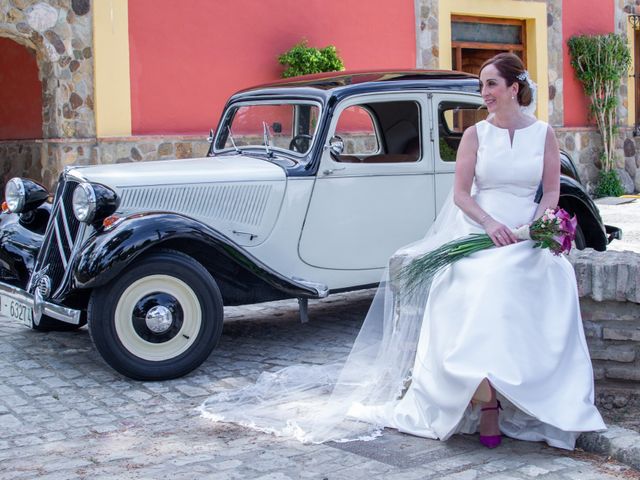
left=30, top=177, right=85, bottom=299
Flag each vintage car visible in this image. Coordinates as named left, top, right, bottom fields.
left=0, top=70, right=621, bottom=380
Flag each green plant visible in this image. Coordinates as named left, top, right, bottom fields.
left=594, top=168, right=624, bottom=198
left=567, top=34, right=631, bottom=174
left=278, top=40, right=345, bottom=78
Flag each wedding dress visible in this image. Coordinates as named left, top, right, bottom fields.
left=200, top=119, right=606, bottom=450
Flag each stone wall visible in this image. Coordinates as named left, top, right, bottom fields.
left=569, top=249, right=640, bottom=413
left=556, top=127, right=640, bottom=194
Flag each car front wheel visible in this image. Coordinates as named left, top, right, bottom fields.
left=87, top=249, right=223, bottom=380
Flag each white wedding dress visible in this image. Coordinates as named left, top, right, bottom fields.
left=200, top=119, right=606, bottom=450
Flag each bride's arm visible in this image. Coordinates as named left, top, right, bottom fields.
left=453, top=126, right=517, bottom=246
left=532, top=125, right=561, bottom=220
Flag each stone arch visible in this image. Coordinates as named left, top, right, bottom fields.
left=0, top=0, right=94, bottom=188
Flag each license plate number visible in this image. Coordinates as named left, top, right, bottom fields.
left=1, top=296, right=33, bottom=327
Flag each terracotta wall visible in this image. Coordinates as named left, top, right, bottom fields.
left=0, top=38, right=42, bottom=140
left=127, top=0, right=416, bottom=135
left=562, top=0, right=615, bottom=127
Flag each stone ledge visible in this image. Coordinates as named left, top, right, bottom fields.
left=577, top=426, right=640, bottom=471
left=568, top=249, right=640, bottom=302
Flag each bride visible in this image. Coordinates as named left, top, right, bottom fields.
left=200, top=53, right=606, bottom=450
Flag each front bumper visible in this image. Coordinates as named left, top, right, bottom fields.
left=0, top=281, right=81, bottom=326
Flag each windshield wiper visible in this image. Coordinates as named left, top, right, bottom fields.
left=262, top=121, right=274, bottom=157
left=227, top=126, right=241, bottom=154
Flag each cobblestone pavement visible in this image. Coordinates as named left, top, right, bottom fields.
left=1, top=290, right=639, bottom=479
left=0, top=202, right=638, bottom=479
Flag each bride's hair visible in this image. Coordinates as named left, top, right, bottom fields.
left=480, top=53, right=533, bottom=107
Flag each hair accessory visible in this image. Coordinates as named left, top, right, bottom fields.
left=517, top=70, right=537, bottom=118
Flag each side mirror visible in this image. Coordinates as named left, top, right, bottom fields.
left=207, top=128, right=214, bottom=143
left=328, top=136, right=344, bottom=156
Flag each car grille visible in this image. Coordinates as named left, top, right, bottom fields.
left=30, top=177, right=86, bottom=299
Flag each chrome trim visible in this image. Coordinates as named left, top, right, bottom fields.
left=291, top=277, right=329, bottom=298
left=0, top=281, right=81, bottom=325
left=52, top=222, right=87, bottom=298
left=52, top=218, right=68, bottom=268
left=59, top=197, right=75, bottom=247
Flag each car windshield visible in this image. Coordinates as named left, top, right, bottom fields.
left=215, top=102, right=320, bottom=156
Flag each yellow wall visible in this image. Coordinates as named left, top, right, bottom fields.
left=93, top=0, right=131, bottom=137
left=438, top=0, right=549, bottom=121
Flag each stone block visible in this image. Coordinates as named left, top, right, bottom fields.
left=625, top=156, right=637, bottom=178
left=603, top=326, right=640, bottom=342
left=589, top=345, right=636, bottom=363
left=158, top=142, right=173, bottom=157
left=605, top=366, right=640, bottom=381
left=175, top=142, right=193, bottom=159
left=580, top=299, right=640, bottom=322
left=582, top=321, right=602, bottom=338
left=616, top=168, right=635, bottom=194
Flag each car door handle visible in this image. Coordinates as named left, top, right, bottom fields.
left=322, top=167, right=346, bottom=175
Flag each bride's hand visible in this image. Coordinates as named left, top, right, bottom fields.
left=483, top=218, right=518, bottom=247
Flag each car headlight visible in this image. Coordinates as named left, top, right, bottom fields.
left=4, top=178, right=49, bottom=213
left=72, top=182, right=118, bottom=224
left=72, top=183, right=97, bottom=222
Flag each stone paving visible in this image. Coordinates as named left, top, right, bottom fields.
left=0, top=290, right=638, bottom=479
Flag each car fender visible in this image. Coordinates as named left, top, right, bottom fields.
left=0, top=212, right=44, bottom=285
left=72, top=212, right=328, bottom=299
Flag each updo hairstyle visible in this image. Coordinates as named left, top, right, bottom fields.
left=479, top=53, right=533, bottom=107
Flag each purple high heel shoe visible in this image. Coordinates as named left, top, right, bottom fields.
left=479, top=399, right=503, bottom=448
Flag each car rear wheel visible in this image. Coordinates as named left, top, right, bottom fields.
left=88, top=249, right=223, bottom=380
left=573, top=223, right=586, bottom=250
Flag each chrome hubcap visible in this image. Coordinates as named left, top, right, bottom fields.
left=145, top=305, right=173, bottom=333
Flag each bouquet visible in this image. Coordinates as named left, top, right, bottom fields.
left=398, top=207, right=577, bottom=295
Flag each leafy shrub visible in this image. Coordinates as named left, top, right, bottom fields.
left=594, top=168, right=624, bottom=198
left=567, top=34, right=631, bottom=173
left=278, top=41, right=345, bottom=78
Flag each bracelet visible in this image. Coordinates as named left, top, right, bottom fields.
left=479, top=213, right=490, bottom=224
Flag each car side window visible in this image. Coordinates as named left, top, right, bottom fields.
left=438, top=101, right=488, bottom=161
left=333, top=101, right=421, bottom=163
left=334, top=106, right=379, bottom=156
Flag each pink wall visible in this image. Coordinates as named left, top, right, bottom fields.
left=562, top=0, right=615, bottom=127
left=128, top=0, right=416, bottom=135
left=0, top=38, right=42, bottom=140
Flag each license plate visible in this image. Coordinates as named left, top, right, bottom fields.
left=0, top=295, right=33, bottom=327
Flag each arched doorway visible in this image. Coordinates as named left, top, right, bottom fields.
left=0, top=0, right=95, bottom=193
left=0, top=37, right=43, bottom=190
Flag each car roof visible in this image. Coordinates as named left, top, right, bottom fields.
left=229, top=69, right=481, bottom=104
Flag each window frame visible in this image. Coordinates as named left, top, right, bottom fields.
left=451, top=15, right=527, bottom=71
left=213, top=99, right=323, bottom=158
left=333, top=104, right=382, bottom=156
left=321, top=92, right=431, bottom=176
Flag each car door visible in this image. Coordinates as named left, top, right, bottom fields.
left=299, top=93, right=435, bottom=271
left=430, top=92, right=487, bottom=213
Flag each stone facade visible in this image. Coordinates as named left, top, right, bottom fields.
left=0, top=0, right=94, bottom=139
